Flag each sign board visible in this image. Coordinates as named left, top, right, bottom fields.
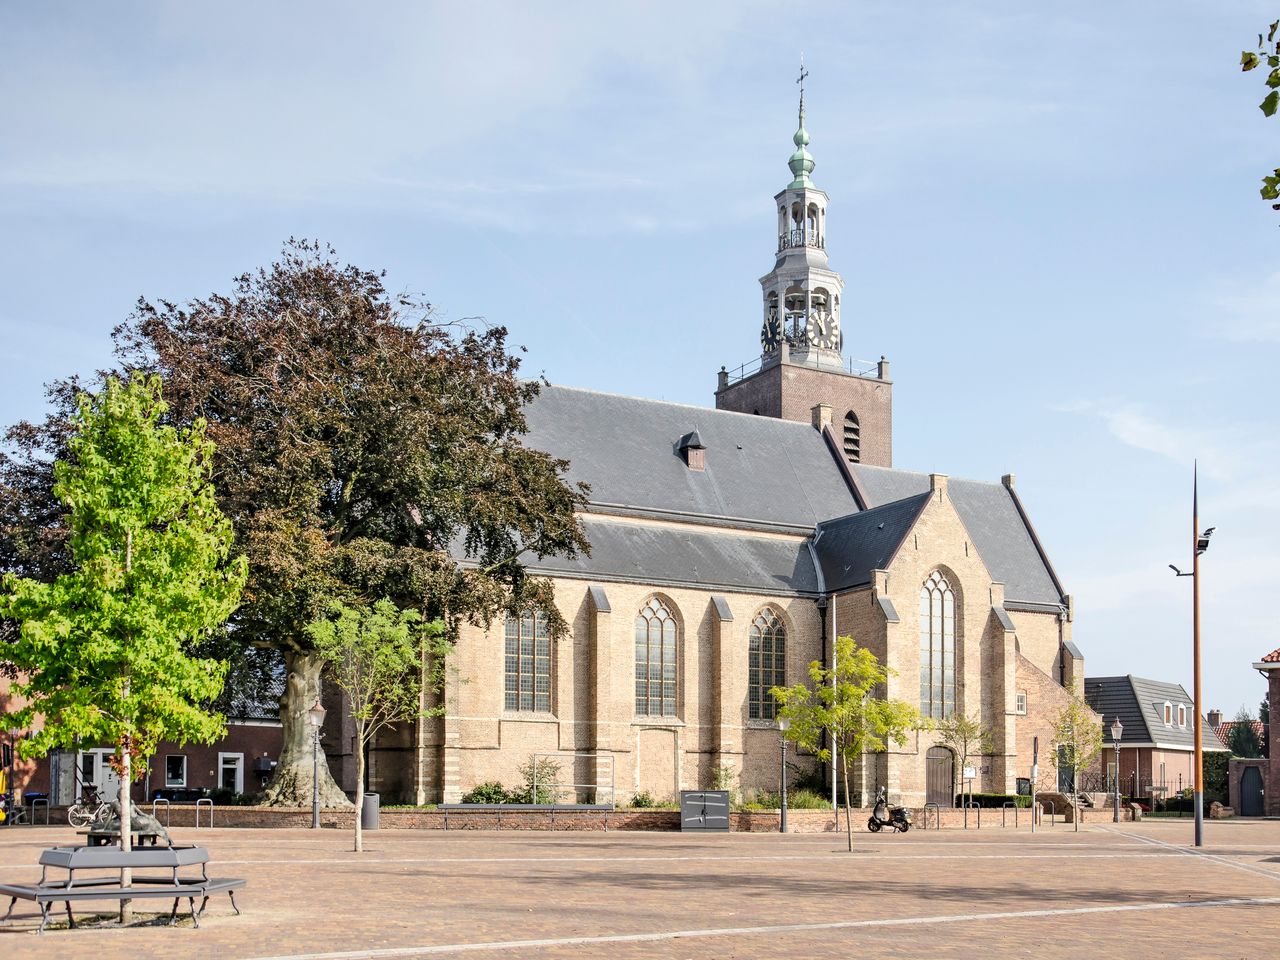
left=963, top=765, right=977, bottom=781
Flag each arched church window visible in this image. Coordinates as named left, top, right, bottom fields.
left=748, top=607, right=786, bottom=720
left=636, top=597, right=677, bottom=717
left=843, top=411, right=861, bottom=463
left=505, top=611, right=552, bottom=713
left=919, top=571, right=956, bottom=719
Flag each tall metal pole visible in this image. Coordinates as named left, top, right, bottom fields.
left=780, top=736, right=789, bottom=834
left=1113, top=737, right=1121, bottom=823
left=311, top=727, right=321, bottom=830
left=1192, top=465, right=1204, bottom=847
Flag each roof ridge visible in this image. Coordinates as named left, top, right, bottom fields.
left=536, top=382, right=821, bottom=429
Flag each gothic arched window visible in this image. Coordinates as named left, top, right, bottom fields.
left=843, top=411, right=861, bottom=463
left=919, top=571, right=956, bottom=719
left=748, top=607, right=786, bottom=720
left=505, top=611, right=552, bottom=713
left=635, top=597, right=677, bottom=717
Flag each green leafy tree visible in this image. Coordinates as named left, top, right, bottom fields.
left=933, top=710, right=995, bottom=806
left=771, top=635, right=920, bottom=852
left=2, top=241, right=591, bottom=807
left=307, top=598, right=446, bottom=851
left=1050, top=695, right=1103, bottom=832
left=0, top=375, right=245, bottom=916
left=1227, top=706, right=1263, bottom=758
left=1259, top=695, right=1271, bottom=759
left=1241, top=20, right=1280, bottom=214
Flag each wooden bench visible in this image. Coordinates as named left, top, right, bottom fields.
left=0, top=845, right=245, bottom=933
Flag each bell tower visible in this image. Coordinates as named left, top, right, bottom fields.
left=715, top=65, right=894, bottom=468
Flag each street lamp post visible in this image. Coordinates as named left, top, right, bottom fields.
left=307, top=700, right=327, bottom=830
left=1169, top=463, right=1213, bottom=848
left=1111, top=718, right=1123, bottom=824
left=778, top=716, right=790, bottom=834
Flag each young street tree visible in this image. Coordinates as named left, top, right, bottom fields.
left=4, top=241, right=591, bottom=807
left=0, top=375, right=245, bottom=917
left=308, top=599, right=446, bottom=852
left=1050, top=695, right=1103, bottom=832
left=933, top=710, right=995, bottom=807
left=771, top=635, right=919, bottom=852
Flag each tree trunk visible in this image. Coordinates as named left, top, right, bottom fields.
left=262, top=649, right=351, bottom=808
left=119, top=736, right=133, bottom=924
left=353, top=732, right=365, bottom=853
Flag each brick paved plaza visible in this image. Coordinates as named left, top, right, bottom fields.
left=1, top=820, right=1278, bottom=959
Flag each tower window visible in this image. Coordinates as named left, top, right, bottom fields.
left=843, top=411, right=860, bottom=463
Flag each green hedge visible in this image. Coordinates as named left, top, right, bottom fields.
left=955, top=793, right=1032, bottom=809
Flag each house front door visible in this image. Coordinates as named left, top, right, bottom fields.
left=1240, top=766, right=1264, bottom=817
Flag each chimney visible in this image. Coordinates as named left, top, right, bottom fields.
left=930, top=473, right=948, bottom=498
left=1002, top=473, right=1016, bottom=489
left=1208, top=708, right=1222, bottom=729
left=811, top=402, right=832, bottom=432
left=717, top=366, right=729, bottom=392
left=877, top=356, right=890, bottom=380
left=679, top=430, right=706, bottom=472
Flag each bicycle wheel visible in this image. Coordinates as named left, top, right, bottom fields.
left=67, top=804, right=93, bottom=828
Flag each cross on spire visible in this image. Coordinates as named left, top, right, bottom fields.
left=796, top=56, right=809, bottom=108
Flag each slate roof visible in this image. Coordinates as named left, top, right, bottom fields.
left=516, top=384, right=1065, bottom=606
left=812, top=494, right=930, bottom=592
left=523, top=385, right=858, bottom=530
left=853, top=465, right=1063, bottom=606
left=522, top=515, right=820, bottom=596
left=1084, top=675, right=1227, bottom=751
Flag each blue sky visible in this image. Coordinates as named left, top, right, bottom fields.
left=2, top=2, right=1276, bottom=717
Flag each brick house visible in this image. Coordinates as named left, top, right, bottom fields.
left=1083, top=675, right=1227, bottom=801
left=352, top=94, right=1091, bottom=809
left=1244, top=645, right=1280, bottom=816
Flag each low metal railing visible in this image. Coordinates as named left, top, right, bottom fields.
left=151, top=797, right=171, bottom=827
left=922, top=802, right=941, bottom=830
left=195, top=797, right=213, bottom=828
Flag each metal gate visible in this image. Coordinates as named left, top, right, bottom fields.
left=679, top=790, right=730, bottom=832
left=926, top=746, right=954, bottom=806
left=1240, top=765, right=1264, bottom=817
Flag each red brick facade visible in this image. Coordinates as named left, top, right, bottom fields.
left=715, top=360, right=893, bottom=467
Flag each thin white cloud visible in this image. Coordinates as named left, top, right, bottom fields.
left=1208, top=271, right=1280, bottom=343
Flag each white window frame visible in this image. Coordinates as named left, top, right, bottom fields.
left=217, top=752, right=244, bottom=794
left=1163, top=702, right=1173, bottom=726
left=1015, top=691, right=1028, bottom=715
left=164, top=754, right=187, bottom=788
left=1177, top=704, right=1186, bottom=727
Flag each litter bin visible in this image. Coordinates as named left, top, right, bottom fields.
left=361, top=793, right=380, bottom=831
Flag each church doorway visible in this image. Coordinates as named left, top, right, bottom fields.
left=926, top=746, right=954, bottom=807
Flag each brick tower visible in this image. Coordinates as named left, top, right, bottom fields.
left=715, top=68, right=892, bottom=468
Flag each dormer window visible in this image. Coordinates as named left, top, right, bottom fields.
left=1163, top=702, right=1173, bottom=726
left=678, top=430, right=705, bottom=471
left=1178, top=704, right=1186, bottom=727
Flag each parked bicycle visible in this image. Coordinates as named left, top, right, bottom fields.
left=66, top=786, right=110, bottom=828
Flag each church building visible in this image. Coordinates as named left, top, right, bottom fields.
left=365, top=87, right=1088, bottom=809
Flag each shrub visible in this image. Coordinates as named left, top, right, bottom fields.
left=462, top=781, right=510, bottom=804
left=955, top=792, right=1031, bottom=809
left=630, top=790, right=656, bottom=808
left=742, top=788, right=832, bottom=811
left=508, top=755, right=562, bottom=805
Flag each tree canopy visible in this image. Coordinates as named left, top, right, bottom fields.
left=1241, top=20, right=1280, bottom=214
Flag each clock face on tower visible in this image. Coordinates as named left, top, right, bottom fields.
left=805, top=310, right=838, bottom=350
left=761, top=312, right=783, bottom=353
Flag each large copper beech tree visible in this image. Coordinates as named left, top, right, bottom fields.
left=2, top=241, right=590, bottom=806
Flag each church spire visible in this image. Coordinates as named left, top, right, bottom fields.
left=788, top=59, right=815, bottom=188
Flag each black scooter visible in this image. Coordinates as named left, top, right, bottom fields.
left=866, top=786, right=911, bottom=832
